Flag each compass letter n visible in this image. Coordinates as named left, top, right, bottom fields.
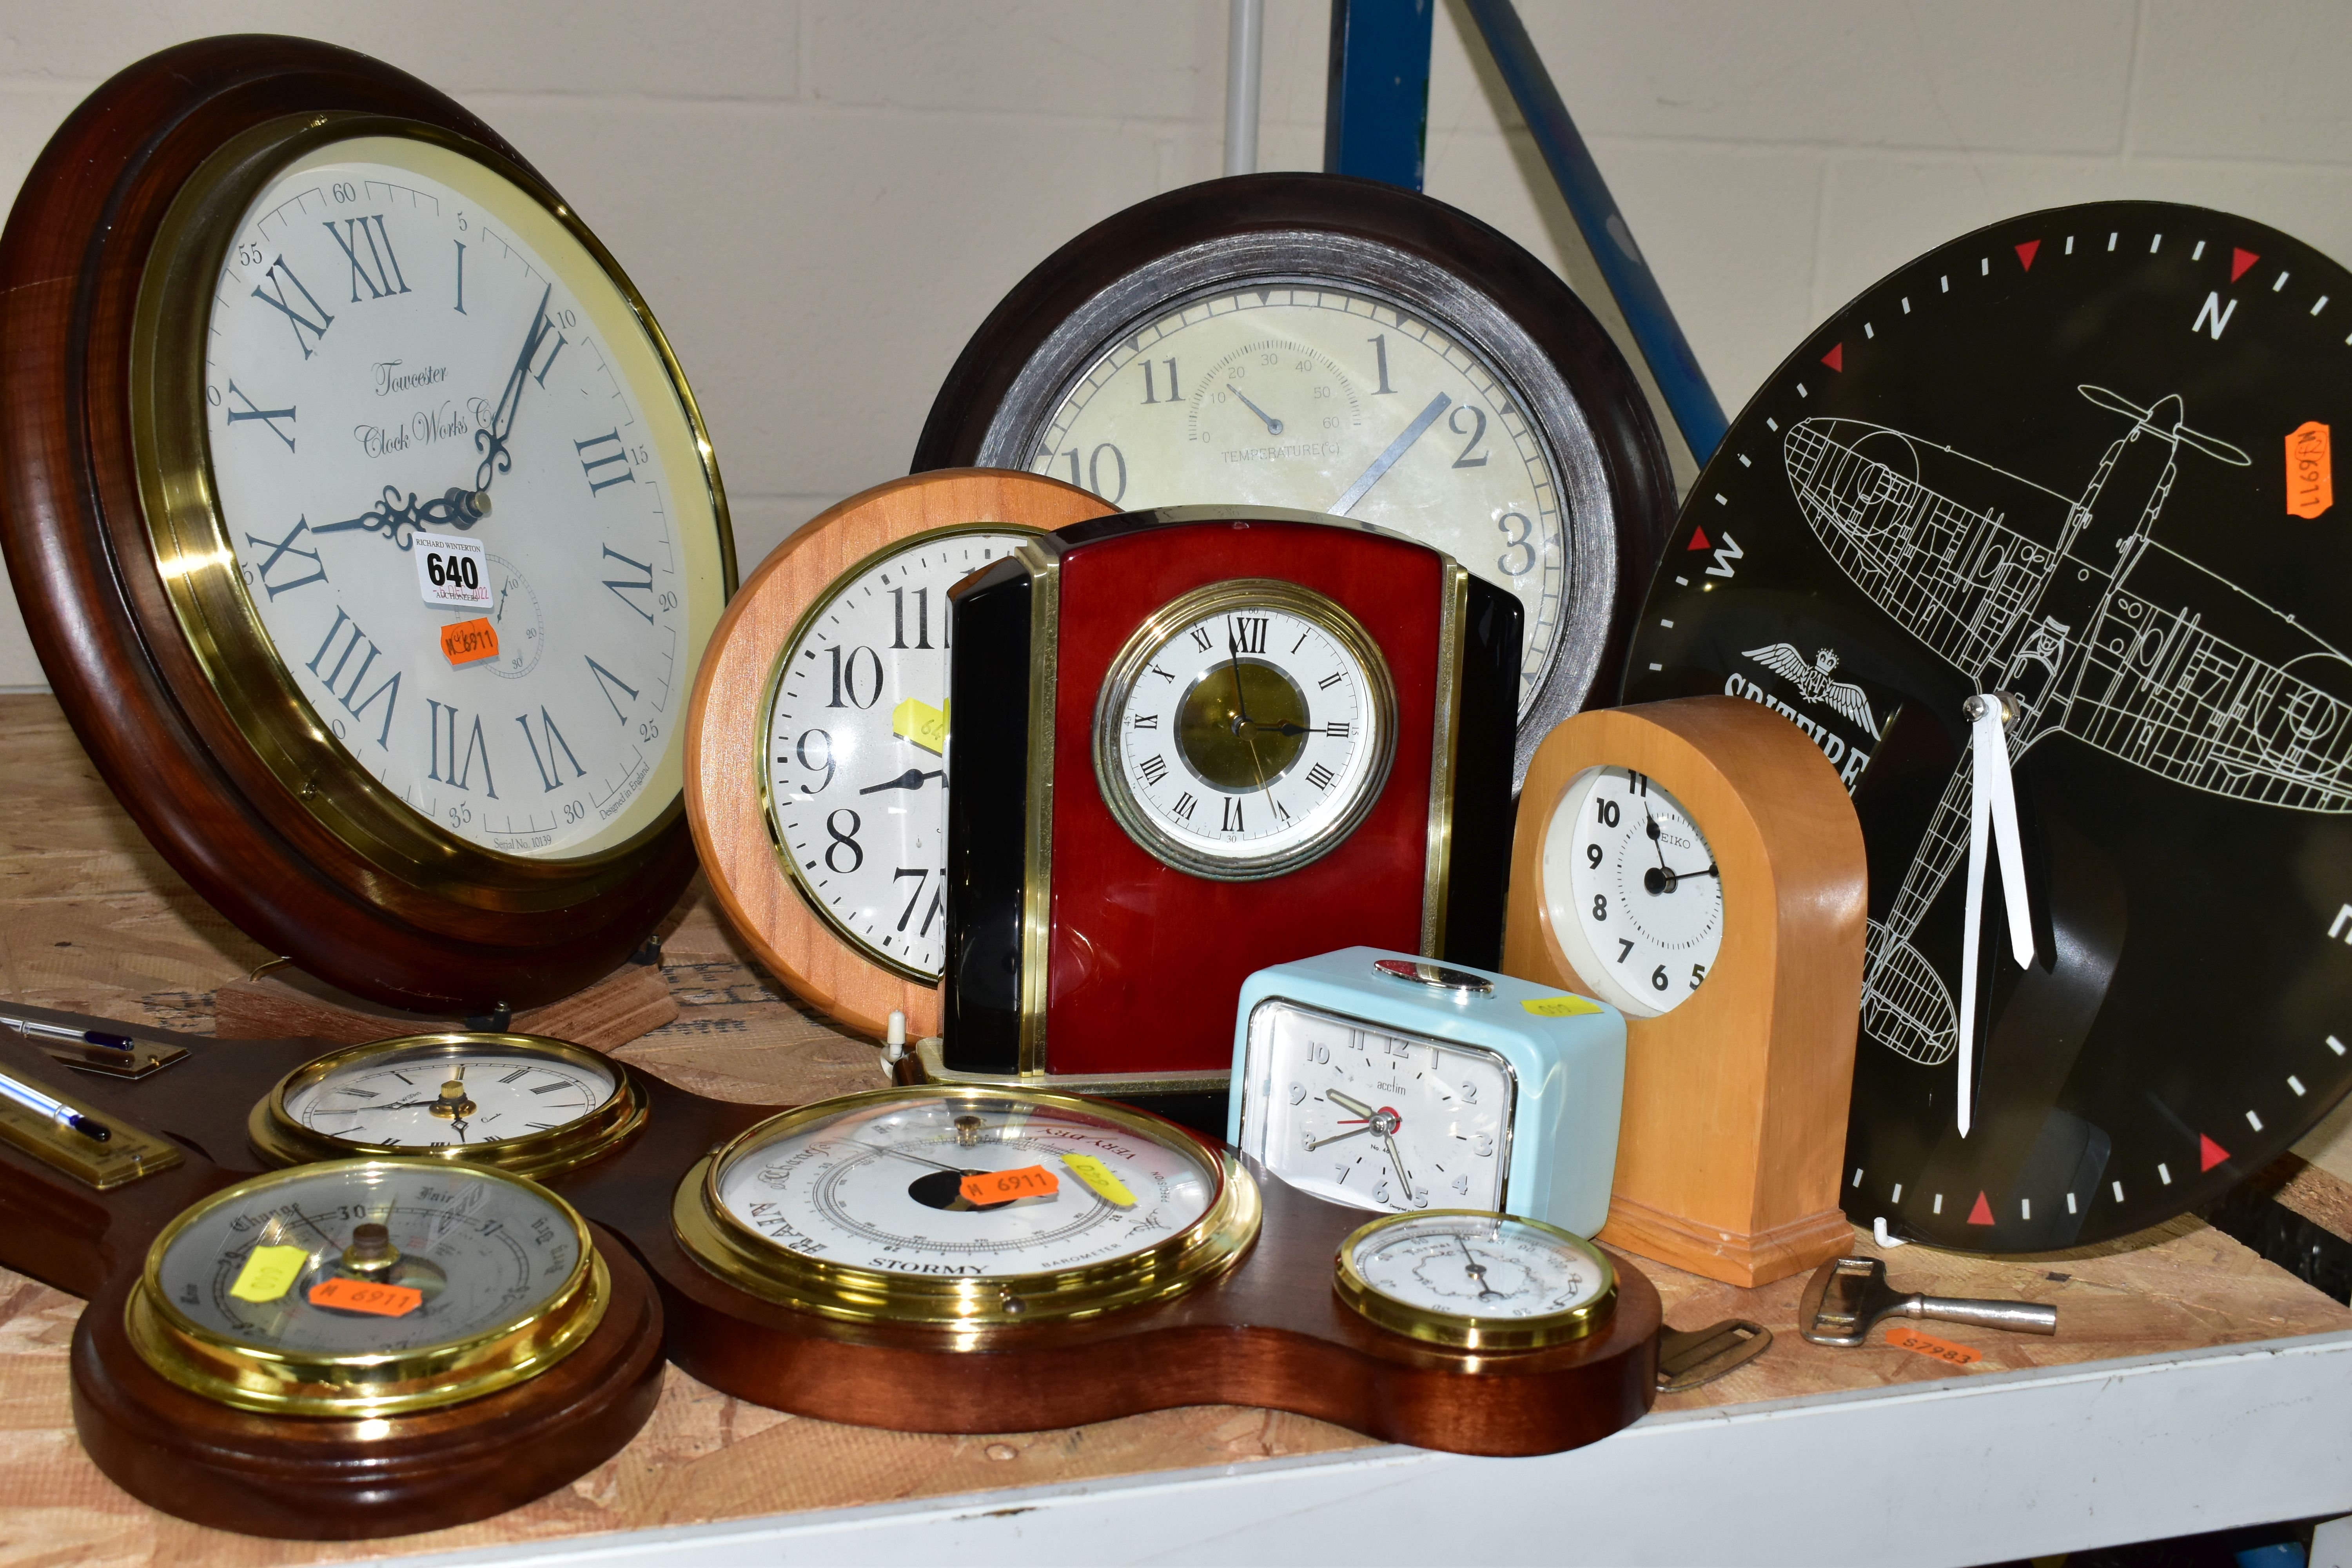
left=2193, top=291, right=2239, bottom=341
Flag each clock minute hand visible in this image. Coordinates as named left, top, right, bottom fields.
left=474, top=280, right=559, bottom=498
left=1331, top=392, right=1451, bottom=516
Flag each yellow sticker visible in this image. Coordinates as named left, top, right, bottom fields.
left=1061, top=1153, right=1136, bottom=1208
left=1522, top=995, right=1604, bottom=1018
left=230, top=1245, right=309, bottom=1304
left=892, top=697, right=949, bottom=756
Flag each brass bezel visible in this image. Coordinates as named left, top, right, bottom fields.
left=128, top=111, right=737, bottom=910
left=1333, top=1209, right=1616, bottom=1352
left=672, top=1085, right=1261, bottom=1331
left=1090, top=577, right=1399, bottom=882
left=755, top=521, right=1047, bottom=985
left=249, top=1032, right=647, bottom=1179
left=127, top=1158, right=609, bottom=1416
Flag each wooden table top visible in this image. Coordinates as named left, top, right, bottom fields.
left=0, top=692, right=2345, bottom=1565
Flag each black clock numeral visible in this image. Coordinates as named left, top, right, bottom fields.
left=1141, top=357, right=1180, bottom=404
left=1448, top=404, right=1489, bottom=468
left=1172, top=791, right=1198, bottom=822
left=322, top=215, right=410, bottom=303
left=1149, top=663, right=1176, bottom=683
left=245, top=517, right=326, bottom=599
left=1368, top=334, right=1396, bottom=396
left=1592, top=895, right=1608, bottom=923
left=893, top=868, right=933, bottom=932
left=224, top=380, right=297, bottom=452
left=1131, top=713, right=1159, bottom=730
left=250, top=255, right=334, bottom=359
left=427, top=700, right=498, bottom=797
left=823, top=809, right=864, bottom=874
left=1651, top=964, right=1670, bottom=991
left=1220, top=797, right=1245, bottom=832
left=1596, top=799, right=1621, bottom=828
left=1317, top=672, right=1344, bottom=690
left=305, top=608, right=401, bottom=748
left=454, top=240, right=466, bottom=314
left=1497, top=512, right=1537, bottom=577
left=826, top=646, right=883, bottom=710
left=1628, top=771, right=1648, bottom=796
left=1326, top=721, right=1350, bottom=739
left=498, top=1068, right=529, bottom=1084
left=1585, top=842, right=1603, bottom=868
left=600, top=545, right=657, bottom=626
left=1060, top=443, right=1128, bottom=505
left=585, top=655, right=639, bottom=722
left=1689, top=963, right=1708, bottom=990
left=1616, top=938, right=1633, bottom=962
left=889, top=586, right=933, bottom=649
left=516, top=706, right=585, bottom=792
left=1306, top=762, right=1336, bottom=792
left=1190, top=625, right=1214, bottom=653
left=1230, top=617, right=1269, bottom=654
left=1273, top=797, right=1292, bottom=822
left=1138, top=754, right=1169, bottom=787
left=575, top=430, right=636, bottom=495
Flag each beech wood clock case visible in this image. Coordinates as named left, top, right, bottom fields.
left=939, top=507, right=1519, bottom=1114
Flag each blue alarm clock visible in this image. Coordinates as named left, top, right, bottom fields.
left=1226, top=946, right=1626, bottom=1234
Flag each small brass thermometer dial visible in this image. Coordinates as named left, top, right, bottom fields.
left=1335, top=1209, right=1616, bottom=1350
left=250, top=1032, right=646, bottom=1178
left=126, top=1158, right=608, bottom=1415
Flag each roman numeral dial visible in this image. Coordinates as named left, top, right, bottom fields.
left=198, top=134, right=727, bottom=864
left=1095, top=580, right=1397, bottom=880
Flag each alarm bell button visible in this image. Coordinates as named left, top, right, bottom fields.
left=1372, top=958, right=1492, bottom=994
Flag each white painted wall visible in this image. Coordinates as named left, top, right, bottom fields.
left=2, top=1, right=2348, bottom=689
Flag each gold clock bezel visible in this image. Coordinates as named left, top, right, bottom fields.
left=249, top=1031, right=648, bottom=1179
left=1333, top=1209, right=1617, bottom=1351
left=1091, top=577, right=1399, bottom=882
left=128, top=110, right=737, bottom=910
left=671, top=1085, right=1261, bottom=1331
left=126, top=1158, right=609, bottom=1416
left=755, top=522, right=1046, bottom=985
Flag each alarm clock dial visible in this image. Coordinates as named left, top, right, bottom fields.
left=129, top=1158, right=605, bottom=1414
left=1543, top=767, right=1724, bottom=1018
left=1623, top=200, right=2352, bottom=1249
left=1033, top=286, right=1566, bottom=709
left=761, top=527, right=1035, bottom=980
left=190, top=131, right=728, bottom=860
left=1242, top=997, right=1512, bottom=1213
left=251, top=1029, right=646, bottom=1181
left=673, top=1087, right=1260, bottom=1325
left=1334, top=1210, right=1617, bottom=1350
left=1095, top=579, right=1397, bottom=880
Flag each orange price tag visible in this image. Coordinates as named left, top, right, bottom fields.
left=1884, top=1325, right=1982, bottom=1366
left=2288, top=421, right=2334, bottom=519
left=439, top=617, right=501, bottom=666
left=959, top=1165, right=1059, bottom=1205
left=308, top=1276, right=425, bottom=1318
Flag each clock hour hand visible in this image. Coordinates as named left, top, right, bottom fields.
left=1331, top=392, right=1451, bottom=515
left=312, top=483, right=483, bottom=551
left=859, top=768, right=946, bottom=795
left=1226, top=383, right=1284, bottom=437
left=1327, top=1088, right=1376, bottom=1118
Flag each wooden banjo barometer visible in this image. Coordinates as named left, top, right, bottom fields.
left=0, top=36, right=736, bottom=1017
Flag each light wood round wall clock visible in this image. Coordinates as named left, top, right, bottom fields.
left=1503, top=698, right=1865, bottom=1286
left=911, top=173, right=1676, bottom=786
left=0, top=36, right=735, bottom=1016
left=684, top=471, right=1112, bottom=1040
left=1622, top=200, right=2352, bottom=1251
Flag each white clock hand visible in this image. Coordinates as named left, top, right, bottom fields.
left=1956, top=691, right=2034, bottom=1139
left=1331, top=392, right=1451, bottom=515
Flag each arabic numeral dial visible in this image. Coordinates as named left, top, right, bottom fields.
left=1541, top=766, right=1725, bottom=1020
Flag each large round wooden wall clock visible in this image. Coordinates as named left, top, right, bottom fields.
left=1623, top=200, right=2352, bottom=1250
left=912, top=174, right=1676, bottom=785
left=0, top=36, right=735, bottom=1014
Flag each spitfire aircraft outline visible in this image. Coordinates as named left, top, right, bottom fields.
left=1780, top=385, right=2352, bottom=1073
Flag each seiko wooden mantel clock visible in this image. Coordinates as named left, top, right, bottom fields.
left=0, top=36, right=735, bottom=1021
left=1504, top=698, right=1867, bottom=1286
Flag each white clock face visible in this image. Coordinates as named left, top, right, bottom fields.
left=1096, top=584, right=1394, bottom=879
left=281, top=1045, right=617, bottom=1150
left=1031, top=285, right=1566, bottom=719
left=1241, top=998, right=1512, bottom=1214
left=762, top=528, right=1034, bottom=979
left=1346, top=1213, right=1612, bottom=1321
left=1543, top=767, right=1723, bottom=1018
left=202, top=135, right=727, bottom=859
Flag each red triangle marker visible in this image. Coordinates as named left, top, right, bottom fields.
left=2200, top=1133, right=2230, bottom=1172
left=2232, top=247, right=2260, bottom=283
left=1688, top=525, right=1712, bottom=551
left=1821, top=343, right=1844, bottom=373
left=1966, top=1192, right=1996, bottom=1226
left=2016, top=240, right=2041, bottom=271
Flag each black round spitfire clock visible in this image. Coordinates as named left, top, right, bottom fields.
left=1624, top=200, right=2352, bottom=1250
left=913, top=173, right=1675, bottom=786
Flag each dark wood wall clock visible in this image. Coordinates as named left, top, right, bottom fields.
left=932, top=506, right=1520, bottom=1124
left=1622, top=200, right=2352, bottom=1251
left=0, top=36, right=736, bottom=1016
left=910, top=173, right=1675, bottom=787
left=684, top=470, right=1113, bottom=1042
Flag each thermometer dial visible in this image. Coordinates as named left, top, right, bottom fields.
left=1335, top=1209, right=1616, bottom=1350
left=127, top=1158, right=607, bottom=1414
left=672, top=1086, right=1261, bottom=1327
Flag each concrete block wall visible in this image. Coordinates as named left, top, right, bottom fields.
left=0, top=0, right=2346, bottom=688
